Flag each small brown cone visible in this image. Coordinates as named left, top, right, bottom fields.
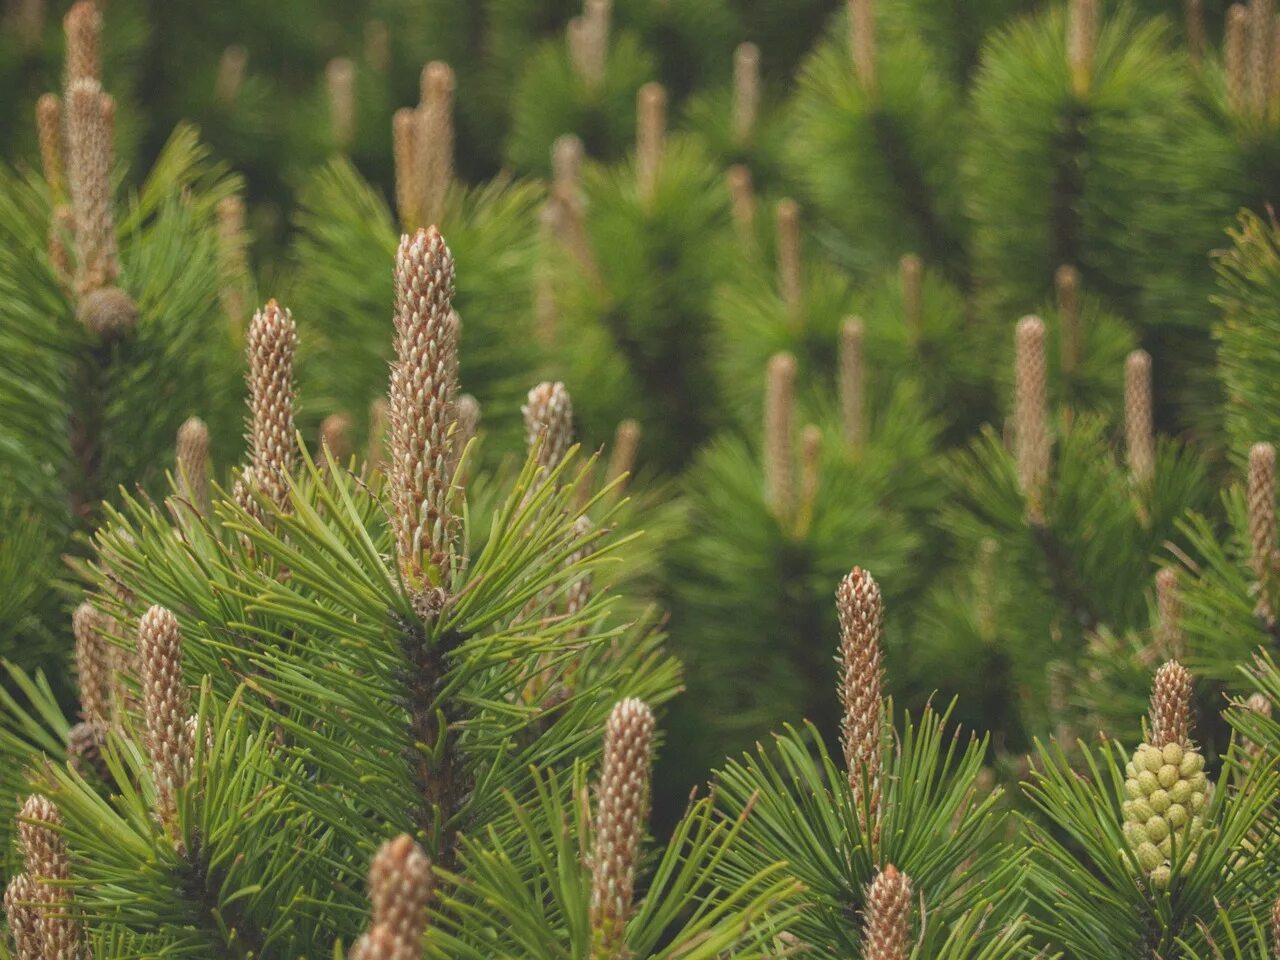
left=1125, top=350, right=1155, bottom=488
left=776, top=199, right=803, bottom=322
left=1014, top=316, right=1050, bottom=518
left=837, top=568, right=884, bottom=836
left=327, top=57, right=357, bottom=149
left=899, top=254, right=923, bottom=343
left=1150, top=660, right=1193, bottom=749
left=1055, top=265, right=1082, bottom=377
left=66, top=77, right=120, bottom=298
left=73, top=601, right=111, bottom=725
left=246, top=300, right=298, bottom=513
left=1067, top=0, right=1099, bottom=96
left=636, top=82, right=666, bottom=207
left=863, top=865, right=912, bottom=960
left=4, top=872, right=39, bottom=960
left=732, top=42, right=760, bottom=146
left=35, top=94, right=63, bottom=195
left=591, top=699, right=655, bottom=955
left=137, top=605, right=193, bottom=842
left=848, top=0, right=876, bottom=91
left=606, top=419, right=641, bottom=491
left=415, top=62, right=455, bottom=229
left=1228, top=5, right=1250, bottom=114
left=839, top=318, right=867, bottom=453
left=176, top=416, right=211, bottom=515
left=1250, top=442, right=1277, bottom=622
left=523, top=381, right=575, bottom=473
left=389, top=228, right=459, bottom=611
left=764, top=353, right=797, bottom=522
left=366, top=834, right=433, bottom=953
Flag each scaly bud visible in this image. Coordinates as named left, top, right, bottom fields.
left=524, top=381, right=575, bottom=472
left=1227, top=5, right=1250, bottom=114
left=837, top=567, right=884, bottom=836
left=776, top=199, right=803, bottom=322
left=393, top=108, right=419, bottom=228
left=176, top=416, right=211, bottom=515
left=1125, top=350, right=1155, bottom=488
left=636, top=82, right=666, bottom=207
left=73, top=601, right=111, bottom=724
left=591, top=699, right=655, bottom=954
left=1150, top=660, right=1193, bottom=748
left=63, top=1, right=100, bottom=84
left=215, top=45, right=248, bottom=106
left=66, top=77, right=120, bottom=298
left=900, top=254, right=923, bottom=343
left=733, top=42, right=760, bottom=146
left=840, top=318, right=866, bottom=452
left=19, top=794, right=82, bottom=960
left=606, top=418, right=641, bottom=491
left=764, top=353, right=797, bottom=522
left=848, top=0, right=876, bottom=91
left=415, top=62, right=455, bottom=229
left=246, top=300, right=298, bottom=512
left=4, top=873, right=39, bottom=960
left=727, top=164, right=756, bottom=249
left=863, top=865, right=912, bottom=960
left=1055, top=265, right=1082, bottom=376
left=1250, top=442, right=1277, bottom=622
left=138, top=606, right=192, bottom=840
left=389, top=228, right=459, bottom=611
left=327, top=57, right=357, bottom=149
left=35, top=94, right=63, bottom=194
left=1067, top=0, right=1099, bottom=96
left=1014, top=317, right=1050, bottom=517
left=367, top=834, right=434, bottom=952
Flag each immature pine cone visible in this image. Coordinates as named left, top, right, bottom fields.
left=1125, top=350, right=1155, bottom=487
left=837, top=567, right=884, bottom=835
left=366, top=834, right=433, bottom=956
left=18, top=795, right=82, bottom=960
left=1014, top=316, right=1049, bottom=516
left=863, top=865, right=912, bottom=960
left=66, top=78, right=119, bottom=297
left=389, top=228, right=459, bottom=610
left=137, top=605, right=193, bottom=840
left=176, top=416, right=211, bottom=515
left=73, top=601, right=111, bottom=724
left=591, top=699, right=655, bottom=956
left=764, top=353, right=797, bottom=522
left=246, top=300, right=298, bottom=512
left=4, top=872, right=39, bottom=960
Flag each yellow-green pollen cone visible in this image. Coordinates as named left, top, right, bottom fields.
left=1121, top=741, right=1209, bottom=887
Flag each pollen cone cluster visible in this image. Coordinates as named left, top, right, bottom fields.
left=1121, top=662, right=1208, bottom=886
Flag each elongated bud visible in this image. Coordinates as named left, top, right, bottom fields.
left=838, top=319, right=866, bottom=453
left=606, top=418, right=641, bottom=490
left=416, top=62, right=455, bottom=228
left=764, top=353, right=796, bottom=522
left=837, top=567, right=884, bottom=834
left=569, top=0, right=610, bottom=89
left=327, top=57, right=357, bottom=149
left=1155, top=568, right=1183, bottom=659
left=320, top=412, right=354, bottom=463
left=863, top=865, right=912, bottom=960
left=591, top=699, right=655, bottom=953
left=216, top=195, right=249, bottom=331
left=799, top=424, right=822, bottom=519
left=1249, top=0, right=1274, bottom=116
left=1250, top=442, right=1277, bottom=622
left=1150, top=660, right=1193, bottom=748
left=1125, top=350, right=1155, bottom=487
left=176, top=416, right=211, bottom=515
left=73, top=601, right=112, bottom=724
left=367, top=834, right=433, bottom=952
left=1228, top=5, right=1250, bottom=114
left=138, top=606, right=192, bottom=838
left=1068, top=0, right=1098, bottom=96
left=1184, top=0, right=1205, bottom=65
left=848, top=0, right=876, bottom=91
left=63, top=1, right=100, bottom=84
left=215, top=45, right=248, bottom=106
left=733, top=42, right=760, bottom=146
left=246, top=300, right=298, bottom=512
left=524, top=382, right=574, bottom=472
left=35, top=94, right=63, bottom=195
left=393, top=108, right=419, bottom=228
left=727, top=164, right=756, bottom=249
left=66, top=78, right=120, bottom=298
left=4, top=873, right=39, bottom=960
left=636, top=82, right=666, bottom=207
left=776, top=199, right=803, bottom=321
left=1015, top=317, right=1050, bottom=517
left=19, top=796, right=81, bottom=960
left=900, top=254, right=923, bottom=343
left=1055, top=265, right=1081, bottom=376
left=390, top=228, right=459, bottom=611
